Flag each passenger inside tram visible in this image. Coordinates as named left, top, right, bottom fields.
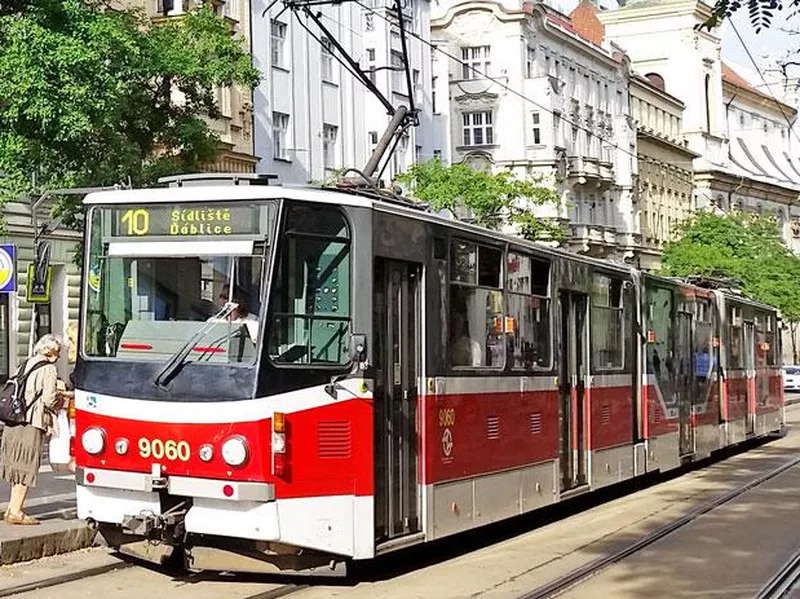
left=450, top=311, right=482, bottom=367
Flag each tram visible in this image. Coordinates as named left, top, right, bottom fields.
left=72, top=174, right=783, bottom=574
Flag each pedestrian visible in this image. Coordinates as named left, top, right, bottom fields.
left=1, top=334, right=63, bottom=525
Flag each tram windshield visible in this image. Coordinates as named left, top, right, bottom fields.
left=82, top=201, right=276, bottom=364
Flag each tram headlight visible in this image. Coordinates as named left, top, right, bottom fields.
left=221, top=436, right=248, bottom=467
left=198, top=443, right=214, bottom=462
left=114, top=438, right=129, bottom=455
left=81, top=427, right=106, bottom=455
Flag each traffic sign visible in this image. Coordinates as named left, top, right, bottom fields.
left=0, top=245, right=17, bottom=293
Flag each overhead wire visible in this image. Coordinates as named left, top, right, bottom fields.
left=354, top=0, right=699, bottom=170
left=729, top=20, right=800, bottom=147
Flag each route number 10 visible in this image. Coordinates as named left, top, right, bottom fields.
left=121, top=209, right=150, bottom=236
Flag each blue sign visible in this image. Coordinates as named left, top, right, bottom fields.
left=0, top=245, right=16, bottom=293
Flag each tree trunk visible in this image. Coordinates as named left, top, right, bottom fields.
left=790, top=321, right=799, bottom=365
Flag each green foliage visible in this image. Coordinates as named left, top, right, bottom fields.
left=702, top=0, right=783, bottom=32
left=0, top=0, right=260, bottom=225
left=396, top=160, right=564, bottom=242
left=661, top=210, right=800, bottom=323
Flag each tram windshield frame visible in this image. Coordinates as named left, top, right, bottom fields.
left=81, top=201, right=277, bottom=366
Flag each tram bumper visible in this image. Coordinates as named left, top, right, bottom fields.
left=76, top=467, right=357, bottom=573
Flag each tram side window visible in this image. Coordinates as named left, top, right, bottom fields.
left=506, top=252, right=551, bottom=370
left=755, top=310, right=776, bottom=367
left=267, top=205, right=351, bottom=366
left=591, top=274, right=624, bottom=370
left=646, top=286, right=674, bottom=399
left=449, top=240, right=504, bottom=368
left=727, top=307, right=743, bottom=369
left=766, top=314, right=777, bottom=366
left=694, top=298, right=716, bottom=380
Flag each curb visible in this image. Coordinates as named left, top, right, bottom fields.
left=0, top=521, right=97, bottom=565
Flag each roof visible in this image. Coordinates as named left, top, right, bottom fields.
left=721, top=62, right=795, bottom=114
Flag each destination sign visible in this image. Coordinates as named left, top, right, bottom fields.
left=112, top=205, right=263, bottom=237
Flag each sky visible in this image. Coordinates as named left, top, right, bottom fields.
left=550, top=0, right=800, bottom=107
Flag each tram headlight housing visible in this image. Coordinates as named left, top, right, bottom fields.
left=114, top=438, right=129, bottom=455
left=198, top=444, right=214, bottom=463
left=221, top=436, right=248, bottom=467
left=81, top=427, right=106, bottom=455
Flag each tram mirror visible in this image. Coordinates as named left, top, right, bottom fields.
left=349, top=334, right=367, bottom=363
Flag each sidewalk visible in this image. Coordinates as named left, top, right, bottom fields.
left=0, top=465, right=95, bottom=565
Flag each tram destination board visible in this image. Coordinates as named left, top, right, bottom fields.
left=111, top=204, right=264, bottom=237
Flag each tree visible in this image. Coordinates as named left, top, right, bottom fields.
left=0, top=0, right=260, bottom=224
left=703, top=0, right=786, bottom=32
left=661, top=210, right=800, bottom=362
left=396, top=159, right=565, bottom=242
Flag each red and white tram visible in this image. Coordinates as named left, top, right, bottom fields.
left=73, top=174, right=784, bottom=573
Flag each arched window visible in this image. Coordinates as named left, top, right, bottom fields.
left=704, top=74, right=711, bottom=133
left=645, top=72, right=665, bottom=91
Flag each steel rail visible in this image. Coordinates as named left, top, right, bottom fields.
left=754, top=547, right=800, bottom=599
left=0, top=561, right=135, bottom=597
left=519, top=453, right=800, bottom=599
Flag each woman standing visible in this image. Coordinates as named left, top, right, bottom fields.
left=1, top=334, right=63, bottom=525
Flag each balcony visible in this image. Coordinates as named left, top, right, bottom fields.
left=568, top=223, right=618, bottom=258
left=567, top=156, right=615, bottom=189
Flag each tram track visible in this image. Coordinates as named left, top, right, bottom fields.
left=517, top=451, right=800, bottom=599
left=0, top=554, right=309, bottom=599
left=754, top=547, right=800, bottom=599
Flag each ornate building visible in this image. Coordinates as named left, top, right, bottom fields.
left=630, top=73, right=696, bottom=271
left=431, top=0, right=638, bottom=260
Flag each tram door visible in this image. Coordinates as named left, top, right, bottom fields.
left=559, top=292, right=588, bottom=491
left=744, top=321, right=756, bottom=435
left=675, top=311, right=694, bottom=456
left=374, top=259, right=421, bottom=542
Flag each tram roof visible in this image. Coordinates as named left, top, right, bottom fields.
left=84, top=183, right=777, bottom=310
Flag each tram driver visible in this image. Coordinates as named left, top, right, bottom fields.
left=451, top=311, right=482, bottom=367
left=211, top=289, right=259, bottom=344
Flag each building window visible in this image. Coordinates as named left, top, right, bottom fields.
left=369, top=131, right=378, bottom=145
left=364, top=12, right=374, bottom=31
left=450, top=240, right=504, bottom=368
left=506, top=253, right=551, bottom=370
left=704, top=73, right=711, bottom=133
left=392, top=131, right=409, bottom=175
left=432, top=76, right=438, bottom=113
left=415, top=145, right=422, bottom=162
left=462, top=111, right=493, bottom=146
left=273, top=112, right=289, bottom=160
left=553, top=112, right=561, bottom=147
left=215, top=85, right=232, bottom=118
left=526, top=46, right=536, bottom=78
left=391, top=50, right=405, bottom=91
left=431, top=43, right=438, bottom=61
left=461, top=45, right=490, bottom=80
left=321, top=36, right=334, bottom=82
left=532, top=112, right=541, bottom=144
left=323, top=124, right=338, bottom=170
left=434, top=149, right=442, bottom=160
left=366, top=48, right=376, bottom=84
left=271, top=20, right=287, bottom=68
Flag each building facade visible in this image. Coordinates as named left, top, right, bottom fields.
left=431, top=0, right=639, bottom=260
left=599, top=0, right=800, bottom=251
left=150, top=0, right=258, bottom=172
left=629, top=74, right=696, bottom=271
left=252, top=0, right=435, bottom=184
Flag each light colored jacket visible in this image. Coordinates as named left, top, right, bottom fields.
left=19, top=356, right=59, bottom=432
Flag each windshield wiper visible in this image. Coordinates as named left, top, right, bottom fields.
left=154, top=302, right=239, bottom=388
